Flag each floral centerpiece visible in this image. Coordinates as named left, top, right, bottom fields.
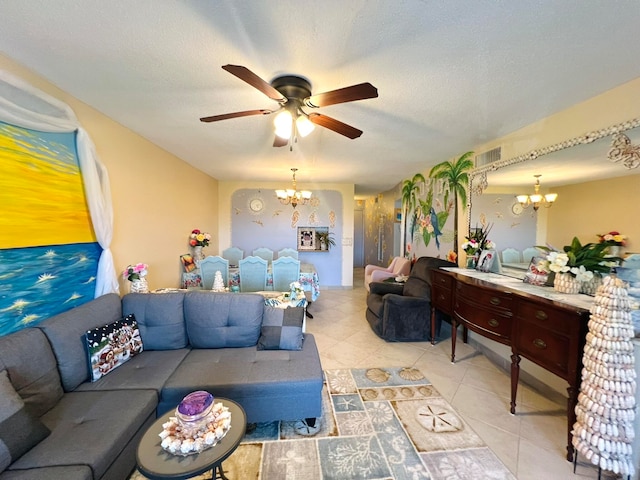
left=537, top=237, right=620, bottom=293
left=597, top=231, right=627, bottom=246
left=189, top=229, right=211, bottom=263
left=288, top=281, right=305, bottom=301
left=122, top=263, right=149, bottom=293
left=461, top=223, right=495, bottom=268
left=122, top=263, right=148, bottom=281
left=189, top=229, right=211, bottom=247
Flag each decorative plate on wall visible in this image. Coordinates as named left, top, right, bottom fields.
left=248, top=197, right=264, bottom=215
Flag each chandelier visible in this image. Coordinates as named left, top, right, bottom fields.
left=516, top=175, right=558, bottom=211
left=275, top=168, right=312, bottom=208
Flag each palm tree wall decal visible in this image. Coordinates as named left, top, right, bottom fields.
left=401, top=173, right=425, bottom=257
left=428, top=151, right=474, bottom=257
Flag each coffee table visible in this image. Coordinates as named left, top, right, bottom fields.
left=136, top=398, right=246, bottom=480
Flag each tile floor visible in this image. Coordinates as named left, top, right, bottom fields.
left=305, top=268, right=619, bottom=480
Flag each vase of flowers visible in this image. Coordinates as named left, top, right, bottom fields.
left=537, top=237, right=619, bottom=294
left=461, top=223, right=495, bottom=269
left=289, top=281, right=304, bottom=301
left=123, top=263, right=149, bottom=293
left=597, top=231, right=627, bottom=257
left=189, top=229, right=211, bottom=265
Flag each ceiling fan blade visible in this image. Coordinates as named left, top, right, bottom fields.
left=222, top=65, right=287, bottom=103
left=273, top=135, right=288, bottom=147
left=308, top=113, right=363, bottom=139
left=304, top=82, right=378, bottom=108
left=200, top=109, right=273, bottom=123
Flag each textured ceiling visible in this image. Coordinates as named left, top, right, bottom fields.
left=1, top=0, right=639, bottom=195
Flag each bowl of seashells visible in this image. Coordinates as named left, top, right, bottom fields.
left=159, top=391, right=232, bottom=456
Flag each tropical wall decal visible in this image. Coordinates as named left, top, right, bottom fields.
left=401, top=152, right=474, bottom=263
left=0, top=121, right=101, bottom=336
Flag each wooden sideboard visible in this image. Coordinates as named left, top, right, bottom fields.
left=430, top=268, right=590, bottom=461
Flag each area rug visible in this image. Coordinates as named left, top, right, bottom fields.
left=131, top=367, right=515, bottom=479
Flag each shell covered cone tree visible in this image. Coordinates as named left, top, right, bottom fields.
left=571, top=275, right=636, bottom=477
left=212, top=271, right=225, bottom=292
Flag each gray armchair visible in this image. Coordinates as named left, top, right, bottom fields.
left=365, top=256, right=456, bottom=341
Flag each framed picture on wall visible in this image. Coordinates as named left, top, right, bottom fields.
left=394, top=208, right=402, bottom=222
left=297, top=228, right=316, bottom=250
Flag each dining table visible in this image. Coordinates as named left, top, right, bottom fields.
left=180, top=262, right=320, bottom=302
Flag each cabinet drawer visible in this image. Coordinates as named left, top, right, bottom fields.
left=455, top=299, right=512, bottom=341
left=456, top=281, right=513, bottom=314
left=432, top=271, right=453, bottom=290
left=517, top=299, right=579, bottom=336
left=515, top=320, right=570, bottom=378
left=432, top=285, right=453, bottom=312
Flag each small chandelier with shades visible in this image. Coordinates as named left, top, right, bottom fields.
left=516, top=174, right=558, bottom=211
left=275, top=168, right=312, bottom=208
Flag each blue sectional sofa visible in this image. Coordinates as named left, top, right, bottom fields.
left=0, top=291, right=323, bottom=480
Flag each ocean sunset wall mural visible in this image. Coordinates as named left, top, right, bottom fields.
left=0, top=121, right=101, bottom=336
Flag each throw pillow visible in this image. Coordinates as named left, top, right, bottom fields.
left=257, top=306, right=304, bottom=350
left=84, top=314, right=144, bottom=382
left=0, top=370, right=50, bottom=472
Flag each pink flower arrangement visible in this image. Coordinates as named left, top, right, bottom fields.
left=189, top=229, right=211, bottom=247
left=122, top=263, right=148, bottom=281
left=597, top=231, right=627, bottom=246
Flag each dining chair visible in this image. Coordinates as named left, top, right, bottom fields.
left=238, top=256, right=268, bottom=292
left=199, top=256, right=229, bottom=290
left=252, top=247, right=274, bottom=263
left=522, top=247, right=540, bottom=263
left=272, top=256, right=301, bottom=292
left=277, top=248, right=298, bottom=260
left=221, top=247, right=244, bottom=267
left=501, top=248, right=521, bottom=264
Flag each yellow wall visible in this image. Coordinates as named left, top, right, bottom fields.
left=547, top=174, right=639, bottom=253
left=0, top=54, right=219, bottom=292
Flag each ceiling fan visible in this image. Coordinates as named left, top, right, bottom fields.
left=200, top=65, right=378, bottom=148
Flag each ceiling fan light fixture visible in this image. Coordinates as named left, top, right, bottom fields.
left=274, top=110, right=293, bottom=139
left=296, top=114, right=315, bottom=137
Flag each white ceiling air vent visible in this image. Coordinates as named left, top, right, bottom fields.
left=475, top=146, right=502, bottom=168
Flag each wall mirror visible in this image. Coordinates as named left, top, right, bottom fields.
left=467, top=118, right=640, bottom=279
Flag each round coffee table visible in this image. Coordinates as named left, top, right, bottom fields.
left=136, top=398, right=246, bottom=480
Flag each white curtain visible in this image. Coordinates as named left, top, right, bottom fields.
left=0, top=69, right=119, bottom=296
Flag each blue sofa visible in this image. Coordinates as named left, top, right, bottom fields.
left=0, top=291, right=323, bottom=480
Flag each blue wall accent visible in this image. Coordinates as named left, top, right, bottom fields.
left=231, top=189, right=343, bottom=287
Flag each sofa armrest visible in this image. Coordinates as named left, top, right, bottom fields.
left=369, top=281, right=404, bottom=296
left=370, top=269, right=396, bottom=284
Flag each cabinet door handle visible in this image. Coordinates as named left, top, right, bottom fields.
left=535, top=310, right=548, bottom=320
left=439, top=294, right=445, bottom=301
left=488, top=319, right=499, bottom=327
left=489, top=297, right=501, bottom=306
left=533, top=338, right=547, bottom=349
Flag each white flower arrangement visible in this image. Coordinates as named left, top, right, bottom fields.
left=289, top=281, right=305, bottom=299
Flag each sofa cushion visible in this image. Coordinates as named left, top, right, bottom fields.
left=159, top=334, right=324, bottom=423
left=122, top=293, right=188, bottom=350
left=0, top=371, right=50, bottom=473
left=9, top=390, right=156, bottom=479
left=75, top=349, right=190, bottom=395
left=37, top=293, right=123, bottom=392
left=0, top=329, right=63, bottom=418
left=184, top=292, right=263, bottom=348
left=84, top=314, right=144, bottom=382
left=0, top=465, right=93, bottom=480
left=257, top=306, right=304, bottom=350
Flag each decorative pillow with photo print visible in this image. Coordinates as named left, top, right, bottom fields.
left=84, top=314, right=144, bottom=382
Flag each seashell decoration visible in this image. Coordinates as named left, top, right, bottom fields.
left=571, top=275, right=636, bottom=477
left=365, top=368, right=391, bottom=383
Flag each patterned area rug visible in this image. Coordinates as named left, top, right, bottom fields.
left=131, top=367, right=515, bottom=479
